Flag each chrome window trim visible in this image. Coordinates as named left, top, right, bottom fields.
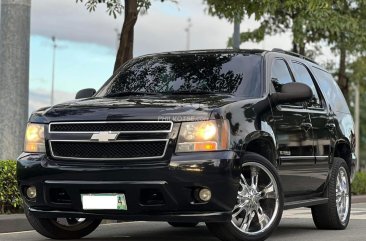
left=49, top=121, right=174, bottom=134
left=49, top=139, right=169, bottom=161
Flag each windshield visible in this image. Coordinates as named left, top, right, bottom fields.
left=97, top=53, right=263, bottom=97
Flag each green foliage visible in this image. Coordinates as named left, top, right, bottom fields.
left=349, top=58, right=366, bottom=152
left=352, top=172, right=366, bottom=195
left=0, top=160, right=22, bottom=214
left=76, top=0, right=176, bottom=18
left=350, top=57, right=366, bottom=91
left=76, top=0, right=124, bottom=18
left=206, top=0, right=366, bottom=55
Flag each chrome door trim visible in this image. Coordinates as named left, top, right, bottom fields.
left=280, top=155, right=329, bottom=160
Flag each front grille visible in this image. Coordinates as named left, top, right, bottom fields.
left=48, top=121, right=173, bottom=161
left=50, top=122, right=172, bottom=133
left=50, top=141, right=167, bottom=160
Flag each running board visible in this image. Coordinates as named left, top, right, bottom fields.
left=284, top=198, right=328, bottom=210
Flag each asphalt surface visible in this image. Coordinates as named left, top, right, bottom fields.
left=2, top=203, right=366, bottom=241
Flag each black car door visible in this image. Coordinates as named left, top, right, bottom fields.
left=290, top=61, right=333, bottom=192
left=269, top=58, right=316, bottom=197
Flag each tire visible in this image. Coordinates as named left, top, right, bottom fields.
left=168, top=222, right=199, bottom=227
left=206, top=152, right=284, bottom=241
left=311, top=157, right=351, bottom=230
left=25, top=209, right=102, bottom=240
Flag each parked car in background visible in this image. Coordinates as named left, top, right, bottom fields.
left=18, top=49, right=356, bottom=241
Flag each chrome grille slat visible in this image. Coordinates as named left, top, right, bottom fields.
left=49, top=121, right=173, bottom=133
left=48, top=121, right=172, bottom=160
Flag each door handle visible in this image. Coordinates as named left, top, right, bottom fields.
left=326, top=123, right=336, bottom=130
left=300, top=123, right=312, bottom=131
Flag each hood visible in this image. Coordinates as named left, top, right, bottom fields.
left=30, top=94, right=242, bottom=123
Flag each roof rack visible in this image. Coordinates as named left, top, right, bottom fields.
left=271, top=48, right=318, bottom=65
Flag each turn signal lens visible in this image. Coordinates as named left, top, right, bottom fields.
left=176, top=120, right=229, bottom=153
left=194, top=142, right=217, bottom=151
left=24, top=123, right=45, bottom=153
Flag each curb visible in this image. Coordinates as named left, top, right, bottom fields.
left=1, top=195, right=366, bottom=233
left=0, top=214, right=32, bottom=233
left=352, top=195, right=366, bottom=204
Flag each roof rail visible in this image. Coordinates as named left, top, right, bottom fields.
left=271, top=48, right=318, bottom=65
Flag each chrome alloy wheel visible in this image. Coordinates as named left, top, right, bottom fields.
left=336, top=166, right=350, bottom=223
left=231, top=162, right=280, bottom=235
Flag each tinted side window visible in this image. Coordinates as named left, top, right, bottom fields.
left=292, top=62, right=322, bottom=108
left=271, top=59, right=294, bottom=92
left=311, top=67, right=350, bottom=113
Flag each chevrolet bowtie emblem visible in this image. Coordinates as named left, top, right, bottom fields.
left=91, top=132, right=118, bottom=142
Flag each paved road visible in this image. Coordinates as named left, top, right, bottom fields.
left=2, top=203, right=366, bottom=241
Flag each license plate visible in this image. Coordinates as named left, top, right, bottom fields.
left=81, top=193, right=127, bottom=210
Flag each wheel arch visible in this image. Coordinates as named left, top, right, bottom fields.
left=333, top=140, right=352, bottom=173
left=242, top=132, right=278, bottom=167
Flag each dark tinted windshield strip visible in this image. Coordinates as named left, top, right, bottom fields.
left=97, top=53, right=263, bottom=98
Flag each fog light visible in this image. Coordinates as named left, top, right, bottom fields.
left=26, top=186, right=37, bottom=199
left=198, top=188, right=212, bottom=202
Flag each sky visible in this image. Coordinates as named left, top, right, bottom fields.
left=5, top=0, right=302, bottom=113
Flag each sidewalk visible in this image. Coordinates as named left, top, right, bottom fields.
left=1, top=195, right=366, bottom=233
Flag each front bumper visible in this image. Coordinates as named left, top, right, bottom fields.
left=18, top=151, right=240, bottom=222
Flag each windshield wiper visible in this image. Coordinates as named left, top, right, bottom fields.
left=105, top=91, right=158, bottom=98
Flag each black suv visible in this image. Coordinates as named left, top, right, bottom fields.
left=18, top=49, right=356, bottom=241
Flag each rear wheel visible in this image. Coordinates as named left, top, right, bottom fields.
left=25, top=209, right=101, bottom=239
left=311, top=157, right=351, bottom=230
left=168, top=222, right=199, bottom=227
left=206, top=152, right=284, bottom=241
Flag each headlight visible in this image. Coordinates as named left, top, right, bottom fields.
left=176, top=120, right=229, bottom=153
left=24, top=123, right=46, bottom=153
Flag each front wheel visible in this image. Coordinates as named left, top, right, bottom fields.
left=25, top=209, right=101, bottom=239
left=311, top=157, right=351, bottom=230
left=206, top=152, right=284, bottom=241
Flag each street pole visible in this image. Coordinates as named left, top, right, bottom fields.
left=185, top=18, right=192, bottom=50
left=51, top=36, right=57, bottom=106
left=355, top=81, right=360, bottom=171
left=0, top=0, right=31, bottom=160
left=233, top=15, right=241, bottom=50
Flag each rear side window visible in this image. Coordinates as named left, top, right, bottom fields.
left=311, top=67, right=350, bottom=113
left=271, top=59, right=294, bottom=92
left=291, top=62, right=322, bottom=108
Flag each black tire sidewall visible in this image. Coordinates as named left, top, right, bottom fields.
left=25, top=208, right=101, bottom=240
left=328, top=158, right=351, bottom=228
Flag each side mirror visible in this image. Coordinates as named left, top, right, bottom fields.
left=75, top=88, right=96, bottom=99
left=270, top=82, right=313, bottom=106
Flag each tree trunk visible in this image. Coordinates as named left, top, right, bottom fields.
left=299, top=42, right=305, bottom=56
left=113, top=0, right=138, bottom=72
left=291, top=41, right=306, bottom=55
left=338, top=47, right=349, bottom=101
left=292, top=41, right=298, bottom=53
